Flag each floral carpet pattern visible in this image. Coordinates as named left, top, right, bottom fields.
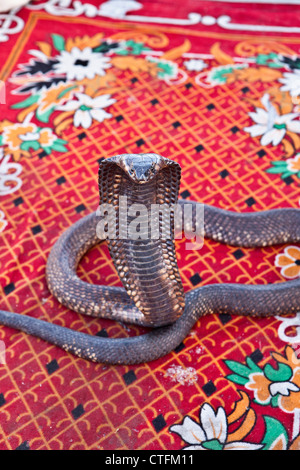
left=1, top=0, right=300, bottom=450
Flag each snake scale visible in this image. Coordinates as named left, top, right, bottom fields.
left=1, top=153, right=300, bottom=364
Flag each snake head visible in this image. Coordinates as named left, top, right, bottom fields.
left=113, top=153, right=165, bottom=184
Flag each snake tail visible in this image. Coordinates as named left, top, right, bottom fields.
left=1, top=276, right=300, bottom=364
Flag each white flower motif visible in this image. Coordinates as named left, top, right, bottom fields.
left=183, top=59, right=208, bottom=72
left=58, top=93, right=116, bottom=129
left=244, top=93, right=300, bottom=146
left=170, top=403, right=262, bottom=450
left=279, top=70, right=300, bottom=98
left=53, top=47, right=111, bottom=81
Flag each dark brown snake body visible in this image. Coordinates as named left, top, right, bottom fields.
left=1, top=153, right=300, bottom=364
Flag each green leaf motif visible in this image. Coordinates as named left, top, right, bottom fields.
left=255, top=53, right=282, bottom=68
left=262, top=416, right=288, bottom=450
left=210, top=66, right=235, bottom=83
left=42, top=146, right=52, bottom=155
left=20, top=140, right=40, bottom=151
left=246, top=357, right=263, bottom=373
left=225, top=360, right=253, bottom=378
left=116, top=39, right=151, bottom=56
left=55, top=138, right=68, bottom=145
left=52, top=34, right=65, bottom=52
left=36, top=106, right=55, bottom=124
left=266, top=167, right=288, bottom=174
left=51, top=141, right=68, bottom=152
left=156, top=61, right=175, bottom=78
left=264, top=362, right=293, bottom=382
left=225, top=373, right=249, bottom=386
left=272, top=160, right=289, bottom=166
left=202, top=439, right=223, bottom=450
left=271, top=394, right=280, bottom=408
left=11, top=94, right=40, bottom=109
left=281, top=171, right=295, bottom=179
left=265, top=160, right=297, bottom=180
left=57, top=85, right=78, bottom=100
left=225, top=357, right=262, bottom=384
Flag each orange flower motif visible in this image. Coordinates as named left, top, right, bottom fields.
left=246, top=346, right=300, bottom=413
left=38, top=83, right=81, bottom=114
left=246, top=373, right=272, bottom=404
left=3, top=123, right=37, bottom=151
left=1, top=119, right=67, bottom=161
left=275, top=246, right=300, bottom=279
left=65, top=33, right=104, bottom=52
left=287, top=153, right=300, bottom=172
left=38, top=129, right=55, bottom=146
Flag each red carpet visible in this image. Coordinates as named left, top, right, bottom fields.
left=1, top=0, right=300, bottom=450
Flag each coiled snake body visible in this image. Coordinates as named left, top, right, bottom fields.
left=1, top=153, right=300, bottom=364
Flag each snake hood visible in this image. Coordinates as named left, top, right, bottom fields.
left=97, top=153, right=185, bottom=326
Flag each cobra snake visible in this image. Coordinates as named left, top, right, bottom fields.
left=1, top=153, right=300, bottom=364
